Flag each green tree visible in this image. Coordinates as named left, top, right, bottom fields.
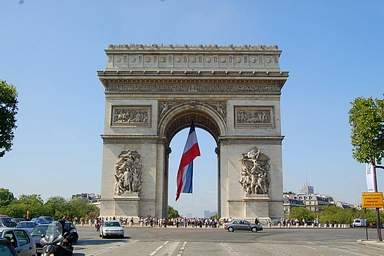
left=319, top=206, right=354, bottom=224
left=168, top=205, right=180, bottom=219
left=349, top=97, right=384, bottom=166
left=289, top=207, right=315, bottom=222
left=0, top=80, right=18, bottom=157
left=43, top=197, right=68, bottom=220
left=0, top=188, right=15, bottom=207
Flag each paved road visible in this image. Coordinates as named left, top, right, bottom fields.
left=73, top=227, right=384, bottom=256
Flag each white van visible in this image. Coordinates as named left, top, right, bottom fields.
left=352, top=218, right=367, bottom=227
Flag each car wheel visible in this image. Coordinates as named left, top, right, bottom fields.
left=228, top=227, right=234, bottom=232
left=251, top=227, right=257, bottom=232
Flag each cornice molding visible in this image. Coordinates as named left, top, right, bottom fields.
left=106, top=44, right=280, bottom=53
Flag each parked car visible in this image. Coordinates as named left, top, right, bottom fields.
left=30, top=224, right=49, bottom=256
left=0, top=238, right=17, bottom=256
left=352, top=218, right=368, bottom=228
left=225, top=219, right=263, bottom=232
left=0, top=227, right=36, bottom=256
left=16, top=222, right=37, bottom=234
left=100, top=220, right=124, bottom=238
left=0, top=217, right=17, bottom=228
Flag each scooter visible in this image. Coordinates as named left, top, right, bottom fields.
left=40, top=221, right=74, bottom=256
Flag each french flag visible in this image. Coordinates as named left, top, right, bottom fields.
left=176, top=122, right=201, bottom=201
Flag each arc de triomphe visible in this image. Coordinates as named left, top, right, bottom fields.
left=97, top=44, right=288, bottom=221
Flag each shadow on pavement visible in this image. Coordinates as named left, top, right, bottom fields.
left=74, top=254, right=85, bottom=256
left=76, top=237, right=131, bottom=246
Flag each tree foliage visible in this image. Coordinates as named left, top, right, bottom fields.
left=349, top=97, right=384, bottom=164
left=0, top=80, right=18, bottom=157
left=0, top=189, right=99, bottom=220
left=289, top=207, right=315, bottom=221
left=168, top=205, right=180, bottom=219
left=0, top=188, right=15, bottom=207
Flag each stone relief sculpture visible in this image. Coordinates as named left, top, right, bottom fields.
left=114, top=150, right=143, bottom=196
left=235, top=106, right=274, bottom=128
left=111, top=106, right=151, bottom=127
left=239, top=147, right=270, bottom=195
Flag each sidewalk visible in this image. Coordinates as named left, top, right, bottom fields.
left=357, top=239, right=384, bottom=249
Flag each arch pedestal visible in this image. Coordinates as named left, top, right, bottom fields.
left=97, top=44, right=288, bottom=221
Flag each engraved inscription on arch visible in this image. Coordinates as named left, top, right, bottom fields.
left=111, top=105, right=151, bottom=127
left=234, top=106, right=274, bottom=129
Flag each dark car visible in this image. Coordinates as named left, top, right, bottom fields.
left=0, top=238, right=17, bottom=256
left=30, top=224, right=49, bottom=255
left=225, top=219, right=263, bottom=232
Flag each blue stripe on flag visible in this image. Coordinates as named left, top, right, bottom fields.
left=182, top=162, right=193, bottom=193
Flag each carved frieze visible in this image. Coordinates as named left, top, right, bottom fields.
left=234, top=106, right=274, bottom=129
left=106, top=44, right=281, bottom=71
left=105, top=80, right=281, bottom=95
left=111, top=105, right=151, bottom=127
left=158, top=100, right=227, bottom=122
left=239, top=147, right=270, bottom=195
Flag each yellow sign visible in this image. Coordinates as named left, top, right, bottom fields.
left=362, top=192, right=384, bottom=208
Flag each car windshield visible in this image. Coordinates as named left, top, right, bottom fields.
left=45, top=222, right=63, bottom=238
left=31, top=225, right=49, bottom=236
left=0, top=218, right=17, bottom=228
left=105, top=222, right=120, bottom=227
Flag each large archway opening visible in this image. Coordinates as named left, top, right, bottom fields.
left=167, top=128, right=218, bottom=218
left=160, top=108, right=223, bottom=218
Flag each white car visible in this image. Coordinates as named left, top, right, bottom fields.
left=100, top=221, right=124, bottom=238
left=0, top=227, right=36, bottom=256
left=352, top=218, right=367, bottom=227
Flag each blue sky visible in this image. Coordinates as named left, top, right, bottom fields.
left=0, top=0, right=383, bottom=217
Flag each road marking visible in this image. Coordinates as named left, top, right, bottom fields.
left=176, top=241, right=187, bottom=256
left=149, top=241, right=169, bottom=256
left=220, top=243, right=240, bottom=256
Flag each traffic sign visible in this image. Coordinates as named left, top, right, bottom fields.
left=362, top=192, right=384, bottom=208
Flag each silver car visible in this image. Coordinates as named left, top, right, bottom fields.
left=0, top=227, right=36, bottom=256
left=100, top=221, right=124, bottom=238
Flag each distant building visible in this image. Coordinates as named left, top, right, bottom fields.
left=203, top=210, right=217, bottom=218
left=300, top=183, right=314, bottom=194
left=283, top=194, right=305, bottom=216
left=72, top=193, right=101, bottom=203
left=296, top=193, right=334, bottom=212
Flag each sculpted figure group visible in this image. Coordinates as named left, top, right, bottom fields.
left=114, top=150, right=143, bottom=196
left=239, top=147, right=270, bottom=195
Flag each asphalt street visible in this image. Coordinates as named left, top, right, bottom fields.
left=73, top=227, right=384, bottom=256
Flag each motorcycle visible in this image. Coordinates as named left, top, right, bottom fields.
left=40, top=221, right=74, bottom=256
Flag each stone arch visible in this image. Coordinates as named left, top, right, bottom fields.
left=158, top=101, right=227, bottom=143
